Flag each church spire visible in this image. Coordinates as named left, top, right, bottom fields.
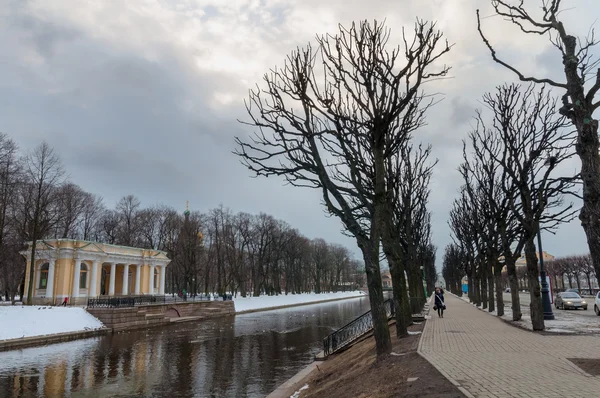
left=184, top=200, right=190, bottom=219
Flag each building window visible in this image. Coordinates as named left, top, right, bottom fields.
left=80, top=264, right=88, bottom=289
left=154, top=268, right=159, bottom=290
left=39, top=263, right=49, bottom=289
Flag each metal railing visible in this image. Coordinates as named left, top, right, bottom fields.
left=87, top=294, right=234, bottom=308
left=323, top=298, right=395, bottom=357
left=87, top=297, right=136, bottom=308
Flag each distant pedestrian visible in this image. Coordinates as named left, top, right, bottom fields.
left=434, top=287, right=445, bottom=318
left=61, top=297, right=68, bottom=307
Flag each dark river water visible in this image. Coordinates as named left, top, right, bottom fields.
left=0, top=296, right=373, bottom=397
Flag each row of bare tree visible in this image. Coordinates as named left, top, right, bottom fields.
left=234, top=19, right=441, bottom=358
left=0, top=134, right=363, bottom=303
left=448, top=83, right=577, bottom=330
left=544, top=255, right=597, bottom=294
left=444, top=1, right=600, bottom=331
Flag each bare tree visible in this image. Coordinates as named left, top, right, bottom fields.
left=80, top=193, right=105, bottom=241
left=0, top=134, right=22, bottom=301
left=478, top=0, right=600, bottom=288
left=442, top=244, right=466, bottom=295
left=115, top=195, right=141, bottom=246
left=385, top=142, right=437, bottom=317
left=22, top=142, right=65, bottom=305
left=463, top=83, right=577, bottom=329
left=235, top=20, right=450, bottom=354
left=54, top=183, right=88, bottom=239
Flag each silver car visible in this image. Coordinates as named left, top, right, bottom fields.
left=555, top=292, right=588, bottom=310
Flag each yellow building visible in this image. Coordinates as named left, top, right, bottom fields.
left=515, top=251, right=555, bottom=267
left=21, top=239, right=171, bottom=306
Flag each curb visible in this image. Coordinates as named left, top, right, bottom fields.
left=0, top=328, right=109, bottom=352
left=266, top=362, right=318, bottom=398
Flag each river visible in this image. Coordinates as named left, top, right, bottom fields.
left=0, top=296, right=373, bottom=397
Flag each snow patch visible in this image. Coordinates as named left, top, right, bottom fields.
left=290, top=384, right=309, bottom=398
left=407, top=331, right=422, bottom=335
left=0, top=306, right=104, bottom=341
left=233, top=291, right=366, bottom=313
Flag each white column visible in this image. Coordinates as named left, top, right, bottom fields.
left=72, top=260, right=81, bottom=298
left=134, top=264, right=141, bottom=294
left=148, top=265, right=155, bottom=294
left=109, top=263, right=116, bottom=296
left=46, top=259, right=56, bottom=298
left=90, top=261, right=99, bottom=297
left=159, top=266, right=166, bottom=295
left=122, top=264, right=130, bottom=295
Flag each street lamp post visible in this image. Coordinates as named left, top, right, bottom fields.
left=530, top=165, right=555, bottom=320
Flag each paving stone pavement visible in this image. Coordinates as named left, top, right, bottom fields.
left=418, top=293, right=600, bottom=398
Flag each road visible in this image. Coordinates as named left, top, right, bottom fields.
left=502, top=292, right=598, bottom=320
left=494, top=291, right=600, bottom=333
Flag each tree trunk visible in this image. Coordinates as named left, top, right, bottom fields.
left=487, top=269, right=495, bottom=313
left=473, top=275, right=481, bottom=307
left=26, top=240, right=38, bottom=305
left=405, top=260, right=423, bottom=314
left=505, top=256, right=522, bottom=321
left=586, top=273, right=593, bottom=295
left=388, top=255, right=411, bottom=338
left=575, top=273, right=581, bottom=292
left=367, top=144, right=393, bottom=357
left=494, top=265, right=504, bottom=316
left=524, top=238, right=544, bottom=331
left=481, top=264, right=488, bottom=310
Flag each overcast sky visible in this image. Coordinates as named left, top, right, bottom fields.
left=1, top=0, right=598, bottom=268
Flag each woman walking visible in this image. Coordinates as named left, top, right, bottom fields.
left=434, top=287, right=445, bottom=318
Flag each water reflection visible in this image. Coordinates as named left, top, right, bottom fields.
left=0, top=296, right=372, bottom=397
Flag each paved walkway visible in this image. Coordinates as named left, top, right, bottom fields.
left=419, top=294, right=600, bottom=397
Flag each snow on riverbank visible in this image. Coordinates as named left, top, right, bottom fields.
left=0, top=306, right=105, bottom=341
left=233, top=291, right=366, bottom=313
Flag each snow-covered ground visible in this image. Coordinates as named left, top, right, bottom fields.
left=0, top=306, right=105, bottom=341
left=233, top=291, right=366, bottom=313
left=457, top=293, right=600, bottom=334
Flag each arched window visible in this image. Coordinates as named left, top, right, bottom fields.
left=154, top=268, right=159, bottom=291
left=39, top=263, right=49, bottom=289
left=80, top=263, right=88, bottom=289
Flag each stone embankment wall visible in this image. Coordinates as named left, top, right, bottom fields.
left=87, top=301, right=235, bottom=332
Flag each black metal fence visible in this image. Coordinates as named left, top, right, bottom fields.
left=323, top=298, right=395, bottom=357
left=87, top=294, right=234, bottom=308
left=87, top=297, right=136, bottom=308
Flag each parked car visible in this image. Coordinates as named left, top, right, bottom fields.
left=595, top=292, right=600, bottom=316
left=555, top=292, right=588, bottom=310
left=565, top=288, right=580, bottom=294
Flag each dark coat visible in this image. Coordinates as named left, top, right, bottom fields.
left=434, top=292, right=445, bottom=307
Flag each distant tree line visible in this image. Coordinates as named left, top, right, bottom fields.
left=542, top=255, right=597, bottom=295
left=0, top=133, right=364, bottom=303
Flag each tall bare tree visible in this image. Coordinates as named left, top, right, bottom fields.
left=0, top=134, right=22, bottom=301
left=478, top=0, right=600, bottom=288
left=234, top=20, right=450, bottom=353
left=54, top=183, right=87, bottom=239
left=463, top=83, right=577, bottom=329
left=80, top=193, right=104, bottom=241
left=22, top=142, right=65, bottom=305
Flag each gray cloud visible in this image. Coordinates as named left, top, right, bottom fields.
left=1, top=0, right=598, bottom=270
